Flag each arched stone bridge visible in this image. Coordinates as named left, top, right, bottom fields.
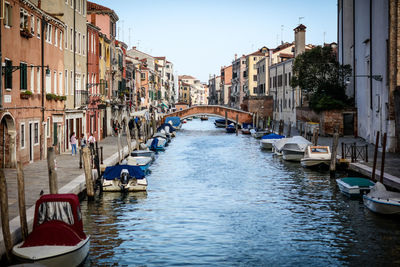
left=163, top=105, right=253, bottom=126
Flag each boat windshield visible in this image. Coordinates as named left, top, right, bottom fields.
left=311, top=147, right=329, bottom=153
left=38, top=201, right=74, bottom=226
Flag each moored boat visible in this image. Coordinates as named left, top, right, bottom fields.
left=12, top=194, right=90, bottom=266
left=165, top=116, right=182, bottom=129
left=131, top=150, right=155, bottom=161
left=126, top=156, right=152, bottom=173
left=241, top=123, right=253, bottom=134
left=260, top=133, right=285, bottom=150
left=102, top=165, right=147, bottom=192
left=214, top=119, right=233, bottom=128
left=336, top=177, right=375, bottom=197
left=363, top=182, right=400, bottom=215
left=250, top=129, right=269, bottom=139
left=300, top=145, right=331, bottom=167
left=281, top=136, right=312, bottom=161
left=146, top=137, right=167, bottom=151
left=200, top=116, right=208, bottom=121
left=272, top=137, right=290, bottom=156
left=226, top=124, right=236, bottom=133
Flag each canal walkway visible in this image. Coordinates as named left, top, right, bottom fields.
left=0, top=135, right=137, bottom=257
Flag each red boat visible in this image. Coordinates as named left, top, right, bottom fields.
left=12, top=194, right=90, bottom=266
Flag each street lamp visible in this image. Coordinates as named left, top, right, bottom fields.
left=1, top=64, right=50, bottom=76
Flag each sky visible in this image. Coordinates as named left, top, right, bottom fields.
left=90, top=0, right=337, bottom=83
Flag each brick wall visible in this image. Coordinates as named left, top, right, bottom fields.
left=241, top=96, right=273, bottom=119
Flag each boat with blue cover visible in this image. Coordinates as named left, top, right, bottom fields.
left=260, top=133, right=285, bottom=150
left=241, top=123, right=253, bottom=134
left=226, top=124, right=236, bottom=133
left=146, top=137, right=167, bottom=151
left=165, top=116, right=182, bottom=130
left=336, top=177, right=375, bottom=197
left=102, top=165, right=147, bottom=192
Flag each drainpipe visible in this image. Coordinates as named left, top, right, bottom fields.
left=73, top=0, right=76, bottom=108
left=0, top=5, right=2, bottom=109
left=369, top=0, right=373, bottom=110
left=40, top=18, right=45, bottom=160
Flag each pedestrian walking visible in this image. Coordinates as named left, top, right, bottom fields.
left=70, top=132, right=77, bottom=156
left=80, top=134, right=87, bottom=149
left=88, top=133, right=96, bottom=155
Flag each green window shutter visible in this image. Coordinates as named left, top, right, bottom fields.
left=53, top=123, right=57, bottom=146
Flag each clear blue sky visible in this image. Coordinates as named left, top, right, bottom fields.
left=90, top=0, right=337, bottom=82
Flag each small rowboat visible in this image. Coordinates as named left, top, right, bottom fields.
left=336, top=177, right=375, bottom=197
left=12, top=194, right=90, bottom=266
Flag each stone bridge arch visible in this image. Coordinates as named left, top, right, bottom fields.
left=164, top=105, right=253, bottom=126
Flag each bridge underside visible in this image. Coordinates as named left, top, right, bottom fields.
left=164, top=105, right=253, bottom=126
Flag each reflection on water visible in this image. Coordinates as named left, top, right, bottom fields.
left=81, top=119, right=400, bottom=266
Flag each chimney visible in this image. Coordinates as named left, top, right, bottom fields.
left=234, top=54, right=237, bottom=60
left=294, top=24, right=306, bottom=57
left=133, top=46, right=137, bottom=50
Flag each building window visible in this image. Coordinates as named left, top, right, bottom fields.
left=70, top=28, right=73, bottom=50
left=19, top=9, right=28, bottom=30
left=59, top=72, right=63, bottom=95
left=55, top=29, right=58, bottom=47
left=82, top=35, right=85, bottom=55
left=4, top=3, right=12, bottom=27
left=31, top=15, right=35, bottom=34
left=46, top=24, right=53, bottom=43
left=20, top=62, right=28, bottom=90
left=34, top=122, right=39, bottom=144
left=65, top=25, right=68, bottom=48
left=54, top=71, right=57, bottom=94
left=59, top=31, right=63, bottom=50
left=47, top=117, right=50, bottom=137
left=30, top=66, right=34, bottom=92
left=65, top=70, right=68, bottom=95
left=4, top=59, right=13, bottom=90
left=141, top=73, right=146, bottom=80
left=70, top=70, right=73, bottom=95
left=37, top=18, right=40, bottom=38
left=37, top=68, right=41, bottom=94
left=253, top=75, right=257, bottom=82
left=20, top=123, right=25, bottom=149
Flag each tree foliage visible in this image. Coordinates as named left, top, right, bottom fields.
left=290, top=45, right=352, bottom=112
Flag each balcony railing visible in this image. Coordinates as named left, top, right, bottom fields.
left=75, top=90, right=89, bottom=107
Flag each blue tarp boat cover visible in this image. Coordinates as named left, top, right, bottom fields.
left=157, top=123, right=175, bottom=133
left=103, top=165, right=145, bottom=180
left=261, top=133, right=285, bottom=139
left=242, top=123, right=253, bottom=129
left=165, top=117, right=181, bottom=127
left=150, top=138, right=159, bottom=150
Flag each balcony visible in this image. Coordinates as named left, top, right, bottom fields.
left=75, top=90, right=89, bottom=107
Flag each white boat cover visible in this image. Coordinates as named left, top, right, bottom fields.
left=368, top=182, right=400, bottom=199
left=282, top=136, right=312, bottom=152
left=273, top=138, right=290, bottom=152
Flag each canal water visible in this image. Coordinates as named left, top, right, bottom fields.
left=81, top=118, right=400, bottom=266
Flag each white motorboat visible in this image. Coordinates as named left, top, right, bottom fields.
left=336, top=177, right=375, bottom=197
left=363, top=182, right=400, bottom=215
left=102, top=165, right=147, bottom=192
left=126, top=155, right=152, bottom=173
left=281, top=136, right=312, bottom=161
left=146, top=137, right=167, bottom=151
left=260, top=133, right=285, bottom=150
left=131, top=150, right=155, bottom=161
left=250, top=129, right=269, bottom=139
left=300, top=145, right=331, bottom=167
left=12, top=194, right=90, bottom=266
left=272, top=137, right=290, bottom=156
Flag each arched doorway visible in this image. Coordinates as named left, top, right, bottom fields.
left=0, top=113, right=17, bottom=168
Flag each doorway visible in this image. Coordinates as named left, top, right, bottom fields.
left=343, top=113, right=354, bottom=136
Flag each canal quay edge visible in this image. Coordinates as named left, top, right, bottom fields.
left=0, top=135, right=137, bottom=259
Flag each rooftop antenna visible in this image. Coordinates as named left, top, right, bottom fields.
left=298, top=17, right=304, bottom=25
left=281, top=25, right=284, bottom=44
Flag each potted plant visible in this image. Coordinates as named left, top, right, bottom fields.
left=20, top=27, right=33, bottom=39
left=60, top=95, right=67, bottom=101
left=46, top=93, right=56, bottom=100
left=20, top=90, right=33, bottom=99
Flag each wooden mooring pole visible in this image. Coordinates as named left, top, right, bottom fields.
left=330, top=129, right=340, bottom=178
left=235, top=115, right=239, bottom=136
left=371, top=132, right=380, bottom=181
left=47, top=147, right=58, bottom=194
left=17, top=161, right=28, bottom=240
left=225, top=111, right=228, bottom=129
left=287, top=119, right=291, bottom=137
left=379, top=133, right=387, bottom=184
left=82, top=147, right=95, bottom=199
left=0, top=169, right=12, bottom=262
left=117, top=132, right=122, bottom=163
left=125, top=121, right=132, bottom=153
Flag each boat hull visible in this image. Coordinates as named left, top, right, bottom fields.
left=336, top=178, right=374, bottom=197
left=13, top=236, right=90, bottom=267
left=363, top=195, right=400, bottom=215
left=102, top=178, right=147, bottom=192
left=300, top=158, right=330, bottom=168
left=282, top=150, right=304, bottom=161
